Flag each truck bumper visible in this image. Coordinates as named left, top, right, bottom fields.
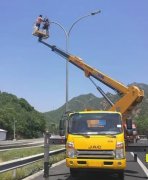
left=66, top=158, right=126, bottom=170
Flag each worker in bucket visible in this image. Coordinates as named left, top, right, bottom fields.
left=42, top=18, right=50, bottom=35
left=35, top=15, right=44, bottom=30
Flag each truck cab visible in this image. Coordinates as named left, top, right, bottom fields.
left=63, top=111, right=126, bottom=179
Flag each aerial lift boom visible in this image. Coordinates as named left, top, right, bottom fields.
left=39, top=39, right=144, bottom=121
left=35, top=38, right=148, bottom=177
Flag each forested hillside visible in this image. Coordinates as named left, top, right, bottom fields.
left=0, top=92, right=46, bottom=139
left=44, top=83, right=148, bottom=135
left=0, top=83, right=147, bottom=139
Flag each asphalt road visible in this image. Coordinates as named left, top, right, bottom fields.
left=27, top=152, right=148, bottom=180
left=136, top=139, right=148, bottom=170
left=0, top=138, right=44, bottom=150
left=0, top=138, right=44, bottom=145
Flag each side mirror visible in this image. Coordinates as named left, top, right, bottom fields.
left=59, top=119, right=65, bottom=136
left=126, top=129, right=133, bottom=136
left=126, top=118, right=132, bottom=129
left=126, top=118, right=133, bottom=136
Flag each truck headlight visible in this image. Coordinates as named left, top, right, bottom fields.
left=66, top=142, right=76, bottom=158
left=115, top=142, right=125, bottom=159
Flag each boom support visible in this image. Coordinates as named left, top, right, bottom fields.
left=39, top=40, right=144, bottom=120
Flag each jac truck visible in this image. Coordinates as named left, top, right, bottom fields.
left=34, top=33, right=144, bottom=179
left=65, top=110, right=126, bottom=179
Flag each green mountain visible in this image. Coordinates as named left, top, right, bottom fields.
left=0, top=83, right=147, bottom=139
left=44, top=83, right=148, bottom=135
left=0, top=92, right=46, bottom=139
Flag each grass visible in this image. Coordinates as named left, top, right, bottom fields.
left=0, top=145, right=64, bottom=162
left=0, top=145, right=66, bottom=180
left=0, top=153, right=66, bottom=180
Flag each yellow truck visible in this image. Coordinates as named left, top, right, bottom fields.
left=66, top=110, right=126, bottom=179
left=36, top=39, right=144, bottom=179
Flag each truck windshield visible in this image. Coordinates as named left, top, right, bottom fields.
left=69, top=113, right=122, bottom=135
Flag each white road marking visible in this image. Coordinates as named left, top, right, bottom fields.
left=130, top=152, right=148, bottom=177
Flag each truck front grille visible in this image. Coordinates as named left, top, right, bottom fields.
left=76, top=150, right=115, bottom=159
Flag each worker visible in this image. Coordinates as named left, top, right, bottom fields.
left=42, top=18, right=50, bottom=34
left=35, top=15, right=44, bottom=30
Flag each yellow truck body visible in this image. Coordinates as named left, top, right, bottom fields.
left=65, top=111, right=126, bottom=178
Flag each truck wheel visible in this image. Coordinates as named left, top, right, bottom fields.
left=70, top=168, right=78, bottom=177
left=118, top=171, right=124, bottom=180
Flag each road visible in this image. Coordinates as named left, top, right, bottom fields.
left=25, top=152, right=148, bottom=180
left=0, top=138, right=44, bottom=150
left=136, top=139, right=148, bottom=172
left=0, top=136, right=64, bottom=150
left=0, top=138, right=44, bottom=145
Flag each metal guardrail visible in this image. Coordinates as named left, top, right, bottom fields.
left=1, top=135, right=147, bottom=175
left=0, top=136, right=65, bottom=150
left=0, top=142, right=44, bottom=150
left=0, top=148, right=66, bottom=173
left=126, top=144, right=148, bottom=152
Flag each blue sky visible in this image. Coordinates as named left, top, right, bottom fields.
left=0, top=1, right=147, bottom=112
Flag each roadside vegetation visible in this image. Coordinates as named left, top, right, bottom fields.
left=0, top=145, right=65, bottom=180
left=0, top=92, right=46, bottom=139
left=0, top=153, right=66, bottom=180
left=0, top=145, right=64, bottom=162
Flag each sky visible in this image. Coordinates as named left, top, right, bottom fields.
left=0, top=1, right=148, bottom=112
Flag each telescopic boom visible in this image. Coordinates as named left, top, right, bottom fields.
left=39, top=39, right=144, bottom=120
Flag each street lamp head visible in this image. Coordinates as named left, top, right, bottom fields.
left=91, top=10, right=101, bottom=16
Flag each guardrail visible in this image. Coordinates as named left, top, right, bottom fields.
left=0, top=142, right=44, bottom=151
left=0, top=136, right=65, bottom=150
left=0, top=148, right=66, bottom=173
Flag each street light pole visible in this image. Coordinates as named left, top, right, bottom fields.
left=50, top=21, right=68, bottom=113
left=66, top=10, right=101, bottom=113
left=68, top=10, right=101, bottom=37
left=50, top=10, right=101, bottom=113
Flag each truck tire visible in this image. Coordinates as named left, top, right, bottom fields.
left=70, top=168, right=78, bottom=177
left=118, top=171, right=124, bottom=180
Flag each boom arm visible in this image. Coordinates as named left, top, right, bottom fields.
left=39, top=40, right=144, bottom=119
